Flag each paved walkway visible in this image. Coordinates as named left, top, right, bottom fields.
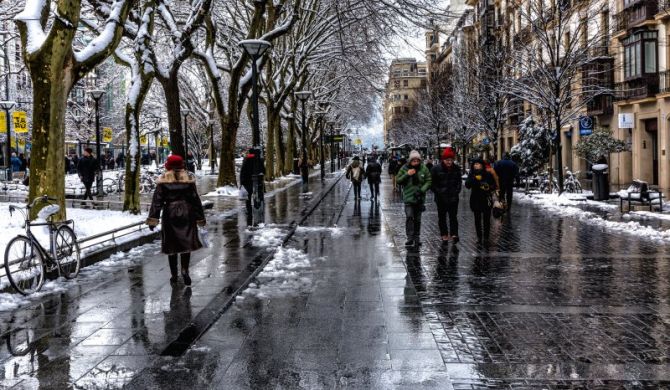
left=6, top=166, right=670, bottom=388
left=127, top=175, right=670, bottom=389
left=0, top=173, right=339, bottom=389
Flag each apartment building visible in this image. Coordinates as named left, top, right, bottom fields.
left=382, top=58, right=428, bottom=146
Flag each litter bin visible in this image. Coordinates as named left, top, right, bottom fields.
left=591, top=164, right=609, bottom=201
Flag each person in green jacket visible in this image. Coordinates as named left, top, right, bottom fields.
left=396, top=150, right=432, bottom=247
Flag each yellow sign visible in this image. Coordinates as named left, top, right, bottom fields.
left=354, top=138, right=362, bottom=145
left=12, top=112, right=28, bottom=133
left=161, top=136, right=169, bottom=147
left=102, top=127, right=113, bottom=142
left=18, top=138, right=25, bottom=147
left=0, top=112, right=5, bottom=131
left=140, top=135, right=148, bottom=145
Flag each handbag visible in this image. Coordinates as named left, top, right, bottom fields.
left=198, top=227, right=211, bottom=248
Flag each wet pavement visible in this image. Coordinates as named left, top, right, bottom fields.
left=0, top=171, right=339, bottom=389
left=5, top=167, right=670, bottom=389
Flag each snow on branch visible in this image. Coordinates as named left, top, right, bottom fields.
left=14, top=0, right=48, bottom=55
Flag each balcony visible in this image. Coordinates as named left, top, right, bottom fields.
left=615, top=74, right=660, bottom=100
left=508, top=102, right=524, bottom=126
left=615, top=0, right=659, bottom=33
left=586, top=95, right=614, bottom=116
left=660, top=70, right=670, bottom=94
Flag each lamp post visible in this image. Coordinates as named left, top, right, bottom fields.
left=327, top=121, right=335, bottom=173
left=239, top=39, right=272, bottom=226
left=295, top=90, right=311, bottom=191
left=0, top=101, right=15, bottom=177
left=88, top=90, right=105, bottom=197
left=314, top=111, right=327, bottom=181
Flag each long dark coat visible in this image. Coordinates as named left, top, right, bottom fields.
left=464, top=169, right=496, bottom=212
left=148, top=169, right=206, bottom=255
left=365, top=161, right=382, bottom=184
left=431, top=162, right=462, bottom=204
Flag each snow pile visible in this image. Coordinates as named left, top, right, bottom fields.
left=518, top=194, right=670, bottom=242
left=247, top=226, right=286, bottom=249
left=0, top=280, right=68, bottom=311
left=203, top=186, right=240, bottom=197
left=238, top=247, right=323, bottom=301
left=295, top=226, right=345, bottom=238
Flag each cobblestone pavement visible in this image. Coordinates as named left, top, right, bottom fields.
left=0, top=173, right=339, bottom=390
left=6, top=166, right=670, bottom=389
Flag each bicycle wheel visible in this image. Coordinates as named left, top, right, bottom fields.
left=4, top=236, right=45, bottom=295
left=102, top=178, right=116, bottom=194
left=55, top=225, right=81, bottom=279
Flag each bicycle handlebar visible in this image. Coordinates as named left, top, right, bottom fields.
left=28, top=196, right=58, bottom=208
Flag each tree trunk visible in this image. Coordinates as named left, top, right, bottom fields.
left=217, top=115, right=238, bottom=186
left=28, top=68, right=73, bottom=220
left=160, top=75, right=185, bottom=157
left=265, top=109, right=276, bottom=181
left=275, top=119, right=285, bottom=177
left=123, top=107, right=143, bottom=213
left=286, top=117, right=295, bottom=175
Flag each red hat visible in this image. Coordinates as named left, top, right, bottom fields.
left=165, top=155, right=184, bottom=170
left=442, top=147, right=456, bottom=160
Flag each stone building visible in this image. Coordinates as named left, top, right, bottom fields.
left=382, top=58, right=428, bottom=146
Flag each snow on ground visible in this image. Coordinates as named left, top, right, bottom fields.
left=203, top=186, right=240, bottom=198
left=295, top=226, right=345, bottom=238
left=517, top=193, right=670, bottom=242
left=0, top=242, right=159, bottom=311
left=246, top=225, right=286, bottom=249
left=236, top=247, right=325, bottom=302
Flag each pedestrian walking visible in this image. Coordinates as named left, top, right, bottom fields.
left=346, top=156, right=365, bottom=200
left=116, top=152, right=125, bottom=169
left=10, top=153, right=21, bottom=174
left=388, top=156, right=399, bottom=191
left=494, top=153, right=519, bottom=211
left=396, top=150, right=432, bottom=247
left=365, top=156, right=382, bottom=201
left=431, top=147, right=462, bottom=243
left=64, top=155, right=72, bottom=175
left=77, top=148, right=100, bottom=201
left=465, top=158, right=497, bottom=244
left=146, top=155, right=206, bottom=286
left=186, top=151, right=197, bottom=173
left=18, top=154, right=27, bottom=172
left=240, top=148, right=262, bottom=226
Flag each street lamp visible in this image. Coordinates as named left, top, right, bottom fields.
left=314, top=111, right=327, bottom=181
left=295, top=90, right=311, bottom=191
left=88, top=90, right=104, bottom=197
left=327, top=121, right=335, bottom=173
left=0, top=100, right=15, bottom=176
left=239, top=39, right=272, bottom=226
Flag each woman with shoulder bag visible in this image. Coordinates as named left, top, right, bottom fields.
left=147, top=155, right=206, bottom=286
left=465, top=158, right=497, bottom=245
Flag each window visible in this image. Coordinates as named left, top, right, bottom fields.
left=623, top=31, right=657, bottom=79
left=403, top=80, right=408, bottom=87
left=403, top=107, right=410, bottom=113
left=394, top=80, right=400, bottom=89
left=404, top=95, right=409, bottom=100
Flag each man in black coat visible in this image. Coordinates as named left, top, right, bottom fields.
left=240, top=148, right=263, bottom=226
left=365, top=156, right=382, bottom=200
left=77, top=148, right=100, bottom=200
left=494, top=153, right=519, bottom=211
left=431, top=147, right=462, bottom=243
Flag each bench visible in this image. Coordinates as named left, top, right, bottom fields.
left=619, top=180, right=663, bottom=212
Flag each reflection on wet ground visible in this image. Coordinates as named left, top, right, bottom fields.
left=0, top=172, right=335, bottom=389
left=5, top=169, right=670, bottom=389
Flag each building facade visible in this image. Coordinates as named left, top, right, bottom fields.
left=382, top=58, right=428, bottom=146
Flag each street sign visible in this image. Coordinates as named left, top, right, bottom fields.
left=579, top=115, right=594, bottom=136
left=140, top=135, right=148, bottom=145
left=354, top=138, right=362, bottom=145
left=482, top=137, right=490, bottom=145
left=102, top=127, right=113, bottom=142
left=0, top=112, right=6, bottom=132
left=326, top=134, right=344, bottom=143
left=161, top=136, right=169, bottom=147
left=12, top=112, right=28, bottom=133
left=618, top=113, right=634, bottom=129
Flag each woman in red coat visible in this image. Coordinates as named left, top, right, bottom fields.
left=147, top=155, right=206, bottom=286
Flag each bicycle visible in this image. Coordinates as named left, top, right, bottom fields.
left=564, top=169, right=583, bottom=193
left=4, top=196, right=81, bottom=295
left=538, top=171, right=558, bottom=194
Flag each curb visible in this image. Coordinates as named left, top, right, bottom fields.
left=160, top=172, right=345, bottom=356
